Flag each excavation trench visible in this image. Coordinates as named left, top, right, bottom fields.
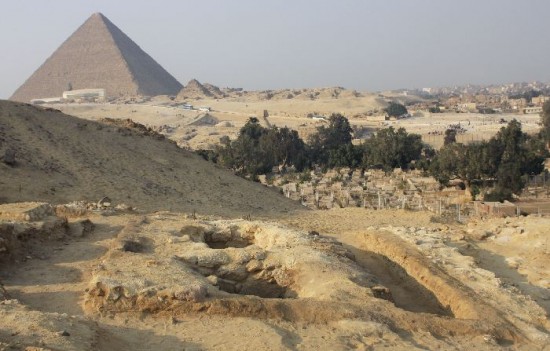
left=348, top=244, right=453, bottom=316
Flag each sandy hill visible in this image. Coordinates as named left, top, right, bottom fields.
left=10, top=13, right=182, bottom=102
left=0, top=100, right=302, bottom=217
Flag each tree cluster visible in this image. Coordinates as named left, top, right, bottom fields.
left=201, top=114, right=425, bottom=178
left=212, top=117, right=307, bottom=177
left=308, top=113, right=359, bottom=168
left=541, top=100, right=550, bottom=145
left=429, top=119, right=548, bottom=201
left=199, top=113, right=548, bottom=201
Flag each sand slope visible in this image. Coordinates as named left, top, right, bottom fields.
left=0, top=100, right=302, bottom=217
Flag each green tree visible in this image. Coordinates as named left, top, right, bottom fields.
left=429, top=143, right=467, bottom=185
left=218, top=117, right=273, bottom=176
left=430, top=119, right=548, bottom=200
left=215, top=118, right=310, bottom=177
left=308, top=113, right=356, bottom=167
left=260, top=126, right=308, bottom=171
left=327, top=144, right=362, bottom=168
left=443, top=129, right=457, bottom=145
left=384, top=102, right=408, bottom=117
left=522, top=136, right=548, bottom=176
left=541, top=100, right=550, bottom=146
left=362, top=127, right=423, bottom=172
left=492, top=119, right=526, bottom=194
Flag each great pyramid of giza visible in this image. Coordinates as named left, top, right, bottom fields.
left=10, top=13, right=182, bottom=102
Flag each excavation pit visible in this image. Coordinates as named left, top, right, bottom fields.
left=121, top=240, right=145, bottom=253
left=212, top=275, right=295, bottom=299
left=203, top=231, right=254, bottom=249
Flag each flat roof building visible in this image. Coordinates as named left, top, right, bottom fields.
left=62, top=88, right=106, bottom=101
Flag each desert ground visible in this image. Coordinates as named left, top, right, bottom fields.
left=1, top=98, right=549, bottom=350
left=50, top=91, right=542, bottom=151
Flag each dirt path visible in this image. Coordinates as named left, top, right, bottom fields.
left=458, top=242, right=550, bottom=317
left=0, top=215, right=199, bottom=350
left=1, top=219, right=122, bottom=316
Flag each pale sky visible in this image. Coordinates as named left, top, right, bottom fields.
left=2, top=0, right=550, bottom=98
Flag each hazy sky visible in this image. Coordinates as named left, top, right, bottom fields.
left=2, top=0, right=550, bottom=98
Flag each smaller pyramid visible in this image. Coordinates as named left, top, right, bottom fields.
left=177, top=79, right=215, bottom=99
left=11, top=13, right=182, bottom=102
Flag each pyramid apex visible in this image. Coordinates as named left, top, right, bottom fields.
left=86, top=12, right=111, bottom=23
left=88, top=12, right=110, bottom=23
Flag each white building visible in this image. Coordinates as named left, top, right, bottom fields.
left=62, top=88, right=106, bottom=101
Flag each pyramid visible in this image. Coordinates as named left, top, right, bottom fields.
left=203, top=83, right=225, bottom=98
left=177, top=79, right=214, bottom=99
left=10, top=13, right=182, bottom=102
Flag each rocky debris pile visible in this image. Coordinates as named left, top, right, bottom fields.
left=0, top=203, right=55, bottom=222
left=54, top=199, right=135, bottom=218
left=98, top=118, right=167, bottom=141
left=0, top=203, right=68, bottom=261
left=150, top=124, right=178, bottom=134
left=0, top=202, right=97, bottom=263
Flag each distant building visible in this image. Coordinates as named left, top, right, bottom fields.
left=522, top=106, right=543, bottom=114
left=531, top=96, right=549, bottom=106
left=507, top=98, right=527, bottom=110
left=62, top=88, right=106, bottom=101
